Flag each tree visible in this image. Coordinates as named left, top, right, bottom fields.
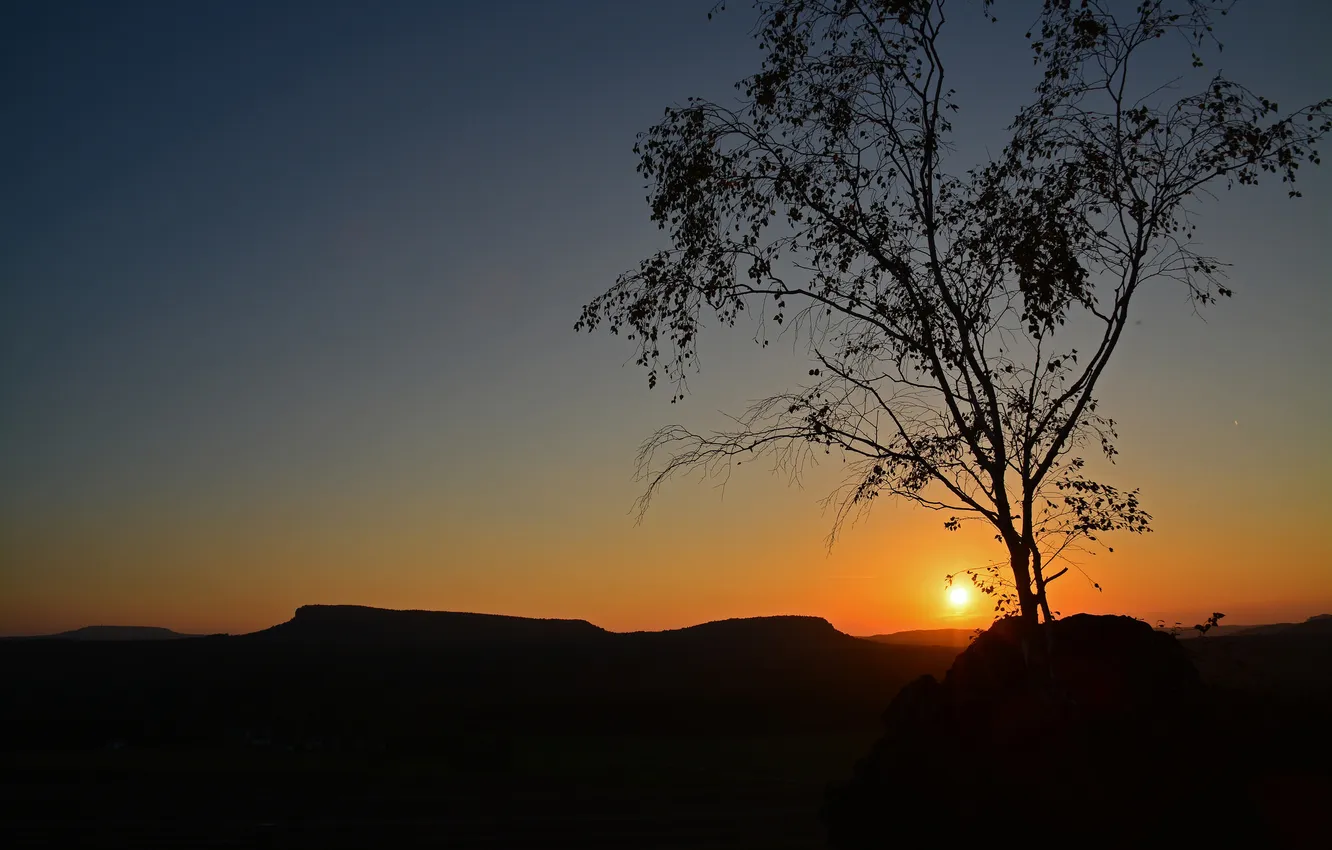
left=576, top=0, right=1329, bottom=628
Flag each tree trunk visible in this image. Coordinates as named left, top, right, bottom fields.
left=1008, top=542, right=1051, bottom=680
left=1030, top=545, right=1054, bottom=624
left=1008, top=544, right=1039, bottom=628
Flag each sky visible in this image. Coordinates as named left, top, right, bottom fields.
left=2, top=0, right=1329, bottom=637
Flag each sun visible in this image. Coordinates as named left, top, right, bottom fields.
left=947, top=585, right=969, bottom=607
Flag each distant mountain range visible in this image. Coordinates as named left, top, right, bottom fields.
left=1175, top=614, right=1332, bottom=638
left=242, top=605, right=873, bottom=662
left=867, top=615, right=1332, bottom=646
left=9, top=607, right=1330, bottom=646
left=247, top=604, right=608, bottom=646
left=0, top=604, right=965, bottom=748
left=8, top=625, right=202, bottom=641
left=862, top=627, right=977, bottom=648
left=3, top=605, right=1329, bottom=756
left=5, top=605, right=872, bottom=651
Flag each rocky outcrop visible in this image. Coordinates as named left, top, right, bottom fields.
left=824, top=614, right=1266, bottom=846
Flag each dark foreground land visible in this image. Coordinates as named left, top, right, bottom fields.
left=3, top=606, right=1330, bottom=848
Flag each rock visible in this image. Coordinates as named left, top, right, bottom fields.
left=824, top=614, right=1264, bottom=847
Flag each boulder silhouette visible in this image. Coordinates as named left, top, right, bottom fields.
left=824, top=614, right=1266, bottom=846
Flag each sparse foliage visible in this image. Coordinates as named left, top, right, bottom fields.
left=1193, top=611, right=1225, bottom=636
left=1155, top=618, right=1184, bottom=637
left=577, top=0, right=1330, bottom=624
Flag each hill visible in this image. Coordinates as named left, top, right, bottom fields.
left=0, top=606, right=962, bottom=751
left=247, top=604, right=607, bottom=646
left=2, top=607, right=1328, bottom=848
left=865, top=615, right=1332, bottom=647
left=10, top=625, right=202, bottom=641
left=1176, top=613, right=1332, bottom=639
left=1185, top=614, right=1332, bottom=693
left=247, top=606, right=850, bottom=650
left=862, top=627, right=974, bottom=648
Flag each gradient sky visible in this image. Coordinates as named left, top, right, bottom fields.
left=3, top=0, right=1329, bottom=637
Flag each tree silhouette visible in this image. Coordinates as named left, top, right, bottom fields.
left=577, top=0, right=1329, bottom=626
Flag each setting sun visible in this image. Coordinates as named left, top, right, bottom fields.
left=947, top=586, right=969, bottom=608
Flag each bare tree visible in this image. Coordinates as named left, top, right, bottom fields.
left=576, top=0, right=1329, bottom=627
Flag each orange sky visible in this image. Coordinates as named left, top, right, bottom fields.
left=4, top=196, right=1331, bottom=636
left=4, top=365, right=1329, bottom=637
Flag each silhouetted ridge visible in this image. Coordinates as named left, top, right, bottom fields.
left=1304, top=613, right=1332, bottom=630
left=862, top=627, right=973, bottom=648
left=1233, top=613, right=1332, bottom=638
left=252, top=604, right=607, bottom=646
left=1180, top=613, right=1332, bottom=639
left=670, top=614, right=837, bottom=635
left=248, top=606, right=855, bottom=650
left=636, top=615, right=847, bottom=650
left=42, top=626, right=198, bottom=641
left=0, top=606, right=961, bottom=750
